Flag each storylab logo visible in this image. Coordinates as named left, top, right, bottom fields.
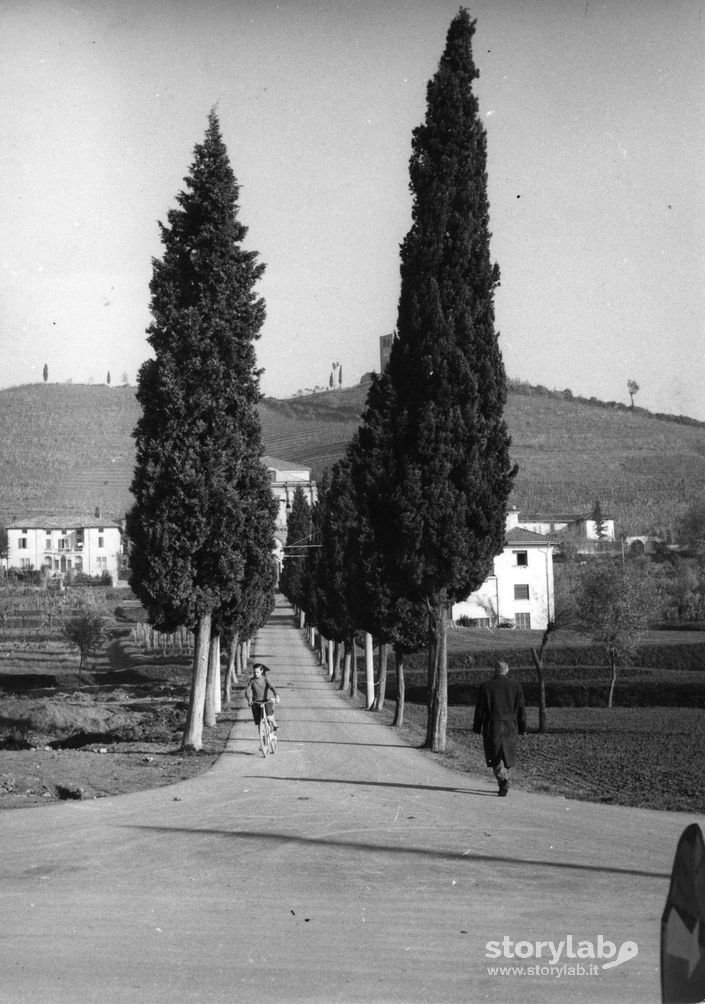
left=485, top=935, right=639, bottom=978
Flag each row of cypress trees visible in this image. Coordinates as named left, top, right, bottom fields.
left=280, top=10, right=515, bottom=753
left=126, top=10, right=515, bottom=754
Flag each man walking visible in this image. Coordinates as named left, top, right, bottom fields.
left=473, top=660, right=527, bottom=796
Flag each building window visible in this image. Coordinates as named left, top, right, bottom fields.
left=20, top=558, right=31, bottom=569
left=97, top=556, right=108, bottom=570
left=514, top=584, right=530, bottom=601
left=46, top=535, right=52, bottom=549
left=19, top=537, right=28, bottom=549
left=514, top=550, right=528, bottom=567
left=515, top=612, right=531, bottom=630
left=98, top=535, right=104, bottom=548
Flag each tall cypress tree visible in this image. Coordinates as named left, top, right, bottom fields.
left=279, top=485, right=312, bottom=615
left=384, top=10, right=515, bottom=752
left=127, top=109, right=273, bottom=751
left=313, top=459, right=359, bottom=691
left=347, top=373, right=428, bottom=720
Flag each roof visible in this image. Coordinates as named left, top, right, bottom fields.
left=518, top=511, right=613, bottom=523
left=505, top=526, right=555, bottom=546
left=7, top=517, right=122, bottom=530
left=263, top=455, right=311, bottom=473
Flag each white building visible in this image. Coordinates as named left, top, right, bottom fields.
left=263, top=456, right=317, bottom=575
left=452, top=512, right=555, bottom=630
left=6, top=517, right=123, bottom=585
left=518, top=509, right=615, bottom=542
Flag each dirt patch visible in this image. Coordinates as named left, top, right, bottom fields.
left=0, top=639, right=237, bottom=810
left=0, top=723, right=233, bottom=809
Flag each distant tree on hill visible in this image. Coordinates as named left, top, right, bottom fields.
left=627, top=379, right=640, bottom=408
left=42, top=363, right=48, bottom=383
left=121, top=371, right=129, bottom=385
left=106, top=371, right=111, bottom=386
left=126, top=109, right=274, bottom=752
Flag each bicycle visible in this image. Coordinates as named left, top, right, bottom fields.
left=252, top=700, right=278, bottom=757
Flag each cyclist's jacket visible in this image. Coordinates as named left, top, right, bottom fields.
left=245, top=673, right=277, bottom=705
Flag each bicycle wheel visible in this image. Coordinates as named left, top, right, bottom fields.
left=259, top=717, right=270, bottom=758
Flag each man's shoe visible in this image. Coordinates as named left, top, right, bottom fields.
left=498, top=779, right=509, bottom=797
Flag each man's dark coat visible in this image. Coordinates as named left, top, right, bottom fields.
left=473, top=674, right=527, bottom=768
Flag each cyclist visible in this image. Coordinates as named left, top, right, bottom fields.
left=245, top=662, right=280, bottom=736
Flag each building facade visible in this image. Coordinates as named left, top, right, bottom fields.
left=6, top=518, right=123, bottom=585
left=379, top=332, right=394, bottom=372
left=518, top=509, right=616, bottom=542
left=451, top=513, right=555, bottom=630
left=264, top=456, right=317, bottom=575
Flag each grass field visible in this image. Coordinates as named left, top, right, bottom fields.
left=388, top=701, right=705, bottom=814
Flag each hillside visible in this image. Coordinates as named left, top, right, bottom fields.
left=1, top=381, right=705, bottom=536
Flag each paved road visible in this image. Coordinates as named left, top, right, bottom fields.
left=0, top=597, right=699, bottom=1003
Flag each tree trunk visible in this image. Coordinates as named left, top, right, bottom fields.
left=373, top=642, right=389, bottom=712
left=214, top=633, right=221, bottom=714
left=331, top=640, right=341, bottom=683
left=426, top=602, right=448, bottom=753
left=393, top=644, right=405, bottom=727
left=204, top=632, right=220, bottom=726
left=340, top=641, right=351, bottom=691
left=530, top=645, right=547, bottom=733
left=223, top=631, right=238, bottom=706
left=608, top=650, right=617, bottom=709
left=364, top=632, right=374, bottom=709
left=182, top=610, right=212, bottom=751
left=350, top=637, right=358, bottom=699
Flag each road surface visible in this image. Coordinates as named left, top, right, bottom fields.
left=0, top=597, right=697, bottom=1002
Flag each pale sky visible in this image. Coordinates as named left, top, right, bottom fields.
left=1, top=0, right=703, bottom=417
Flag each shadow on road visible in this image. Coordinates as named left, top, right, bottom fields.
left=245, top=774, right=492, bottom=796
left=125, top=824, right=671, bottom=879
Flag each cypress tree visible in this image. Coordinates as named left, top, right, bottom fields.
left=127, top=109, right=273, bottom=751
left=347, top=373, right=428, bottom=720
left=313, top=459, right=359, bottom=693
left=279, top=485, right=312, bottom=615
left=384, top=10, right=516, bottom=751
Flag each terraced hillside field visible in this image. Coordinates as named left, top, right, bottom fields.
left=1, top=381, right=705, bottom=536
